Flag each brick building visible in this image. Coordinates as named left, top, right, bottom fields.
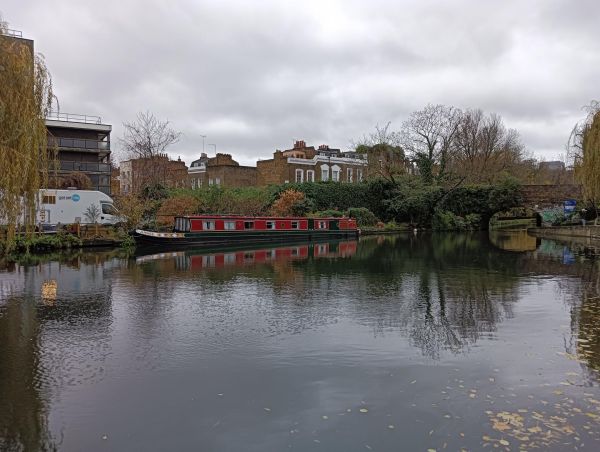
left=188, top=153, right=257, bottom=188
left=257, top=140, right=368, bottom=186
left=120, top=154, right=188, bottom=194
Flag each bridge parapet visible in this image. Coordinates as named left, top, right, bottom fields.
left=521, top=184, right=582, bottom=209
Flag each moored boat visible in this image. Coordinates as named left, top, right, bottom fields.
left=132, top=215, right=359, bottom=247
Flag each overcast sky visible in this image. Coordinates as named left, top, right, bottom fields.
left=3, top=0, right=599, bottom=166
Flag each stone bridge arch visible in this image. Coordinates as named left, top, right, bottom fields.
left=489, top=184, right=582, bottom=229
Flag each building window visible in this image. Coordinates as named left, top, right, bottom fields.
left=244, top=221, right=254, bottom=230
left=331, top=165, right=341, bottom=182
left=291, top=221, right=299, bottom=229
left=306, top=170, right=315, bottom=182
left=321, top=166, right=329, bottom=181
left=266, top=221, right=276, bottom=230
left=208, top=178, right=213, bottom=185
left=203, top=221, right=216, bottom=230
left=224, top=221, right=236, bottom=230
left=347, top=168, right=353, bottom=182
left=295, top=169, right=303, bottom=183
left=215, top=177, right=221, bottom=185
left=42, top=195, right=56, bottom=204
left=357, top=169, right=363, bottom=182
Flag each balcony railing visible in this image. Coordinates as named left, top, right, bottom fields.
left=1, top=29, right=23, bottom=38
left=46, top=111, right=103, bottom=124
left=52, top=161, right=111, bottom=173
left=48, top=136, right=110, bottom=151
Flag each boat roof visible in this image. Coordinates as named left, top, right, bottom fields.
left=178, top=215, right=351, bottom=220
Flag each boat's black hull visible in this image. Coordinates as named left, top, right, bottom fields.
left=132, top=229, right=359, bottom=249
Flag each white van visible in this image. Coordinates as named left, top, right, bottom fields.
left=34, top=189, right=122, bottom=226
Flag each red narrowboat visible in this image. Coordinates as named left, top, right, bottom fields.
left=132, top=215, right=360, bottom=247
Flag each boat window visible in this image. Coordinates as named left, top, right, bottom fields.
left=266, top=250, right=275, bottom=259
left=224, top=221, right=236, bottom=230
left=175, top=217, right=190, bottom=232
left=318, top=221, right=328, bottom=229
left=202, top=255, right=216, bottom=267
left=291, top=221, right=299, bottom=229
left=244, top=221, right=254, bottom=230
left=101, top=203, right=118, bottom=215
left=224, top=253, right=236, bottom=264
left=203, top=221, right=216, bottom=230
left=266, top=221, right=276, bottom=230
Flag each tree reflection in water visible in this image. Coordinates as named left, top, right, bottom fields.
left=3, top=234, right=600, bottom=450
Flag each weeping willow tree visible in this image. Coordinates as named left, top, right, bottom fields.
left=570, top=101, right=600, bottom=224
left=0, top=18, right=54, bottom=248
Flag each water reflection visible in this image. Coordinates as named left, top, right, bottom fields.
left=2, top=235, right=600, bottom=450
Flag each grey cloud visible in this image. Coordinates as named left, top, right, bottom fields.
left=3, top=0, right=599, bottom=167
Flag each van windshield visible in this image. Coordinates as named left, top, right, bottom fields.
left=101, top=203, right=118, bottom=215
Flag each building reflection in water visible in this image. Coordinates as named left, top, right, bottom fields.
left=2, top=234, right=600, bottom=450
left=0, top=251, right=117, bottom=452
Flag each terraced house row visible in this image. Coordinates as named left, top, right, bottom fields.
left=186, top=140, right=369, bottom=191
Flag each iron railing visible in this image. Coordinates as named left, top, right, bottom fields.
left=53, top=161, right=111, bottom=173
left=2, top=29, right=23, bottom=38
left=48, top=136, right=110, bottom=151
left=46, top=111, right=103, bottom=124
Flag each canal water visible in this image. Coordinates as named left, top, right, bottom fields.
left=1, top=232, right=600, bottom=451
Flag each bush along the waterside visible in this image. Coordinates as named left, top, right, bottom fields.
left=312, top=209, right=345, bottom=218
left=119, top=232, right=136, bottom=250
left=346, top=207, right=379, bottom=227
left=432, top=210, right=482, bottom=231
left=11, top=232, right=83, bottom=254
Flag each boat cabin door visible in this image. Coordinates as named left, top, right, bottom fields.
left=329, top=219, right=340, bottom=230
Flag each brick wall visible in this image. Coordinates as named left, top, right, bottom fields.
left=521, top=184, right=582, bottom=208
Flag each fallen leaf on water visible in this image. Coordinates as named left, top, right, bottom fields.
left=322, top=415, right=328, bottom=420
left=492, top=421, right=511, bottom=432
left=410, top=380, right=417, bottom=384
left=499, top=439, right=509, bottom=446
left=527, top=426, right=542, bottom=433
left=359, top=408, right=369, bottom=413
left=264, top=408, right=271, bottom=412
left=427, top=449, right=436, bottom=452
left=469, top=394, right=476, bottom=399
left=388, top=425, right=395, bottom=429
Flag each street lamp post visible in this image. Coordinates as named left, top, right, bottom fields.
left=209, top=144, right=217, bottom=153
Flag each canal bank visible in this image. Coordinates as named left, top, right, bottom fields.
left=528, top=225, right=600, bottom=252
left=0, top=225, right=127, bottom=256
